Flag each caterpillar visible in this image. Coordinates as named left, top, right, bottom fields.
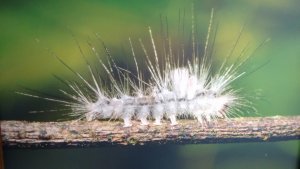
left=19, top=9, right=260, bottom=127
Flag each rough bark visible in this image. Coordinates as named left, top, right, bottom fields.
left=1, top=116, right=300, bottom=148
left=0, top=127, right=4, bottom=168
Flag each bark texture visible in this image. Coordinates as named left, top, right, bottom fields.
left=1, top=116, right=300, bottom=148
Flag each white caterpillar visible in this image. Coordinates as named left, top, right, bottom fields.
left=20, top=9, right=256, bottom=127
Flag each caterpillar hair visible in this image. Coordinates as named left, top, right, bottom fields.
left=18, top=8, right=265, bottom=127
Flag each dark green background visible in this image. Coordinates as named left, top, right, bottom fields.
left=1, top=0, right=299, bottom=168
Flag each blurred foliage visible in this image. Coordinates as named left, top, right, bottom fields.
left=1, top=0, right=299, bottom=169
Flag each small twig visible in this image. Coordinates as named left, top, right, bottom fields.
left=1, top=116, right=299, bottom=148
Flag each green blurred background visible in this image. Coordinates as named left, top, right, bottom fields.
left=1, top=0, right=299, bottom=169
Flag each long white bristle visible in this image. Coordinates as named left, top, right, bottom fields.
left=19, top=8, right=257, bottom=127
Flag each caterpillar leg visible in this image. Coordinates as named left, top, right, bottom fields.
left=138, top=106, right=150, bottom=125
left=196, top=115, right=209, bottom=127
left=153, top=104, right=164, bottom=125
left=85, top=111, right=96, bottom=121
left=154, top=117, right=162, bottom=125
left=140, top=117, right=149, bottom=125
left=169, top=115, right=178, bottom=125
left=123, top=105, right=135, bottom=127
left=123, top=117, right=132, bottom=127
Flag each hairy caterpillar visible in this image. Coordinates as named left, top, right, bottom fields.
left=19, top=9, right=262, bottom=127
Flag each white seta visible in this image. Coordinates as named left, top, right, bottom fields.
left=19, top=9, right=254, bottom=127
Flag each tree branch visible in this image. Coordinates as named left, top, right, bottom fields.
left=1, top=116, right=300, bottom=148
